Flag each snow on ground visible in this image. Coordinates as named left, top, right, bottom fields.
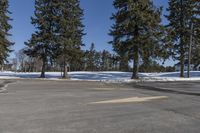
left=0, top=71, right=200, bottom=82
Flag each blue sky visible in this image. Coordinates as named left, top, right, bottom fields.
left=9, top=0, right=170, bottom=63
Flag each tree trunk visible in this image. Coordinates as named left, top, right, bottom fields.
left=132, top=46, right=139, bottom=79
left=60, top=65, right=63, bottom=77
left=25, top=64, right=27, bottom=73
left=180, top=56, right=184, bottom=77
left=187, top=22, right=193, bottom=78
left=120, top=56, right=129, bottom=71
left=40, top=57, right=46, bottom=78
left=62, top=60, right=68, bottom=79
left=180, top=40, right=185, bottom=78
left=132, top=26, right=139, bottom=79
left=1, top=65, right=4, bottom=72
left=180, top=0, right=185, bottom=78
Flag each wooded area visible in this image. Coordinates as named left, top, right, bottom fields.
left=0, top=0, right=199, bottom=79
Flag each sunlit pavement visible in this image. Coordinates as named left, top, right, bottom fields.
left=0, top=80, right=200, bottom=133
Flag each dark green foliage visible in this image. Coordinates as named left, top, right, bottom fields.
left=69, top=50, right=85, bottom=71
left=94, top=51, right=102, bottom=71
left=0, top=0, right=14, bottom=66
left=83, top=43, right=119, bottom=71
left=25, top=0, right=59, bottom=78
left=191, top=1, right=200, bottom=67
left=84, top=43, right=96, bottom=71
left=139, top=60, right=165, bottom=73
left=166, top=0, right=200, bottom=77
left=111, top=42, right=129, bottom=71
left=25, top=0, right=84, bottom=78
left=55, top=0, right=85, bottom=78
left=101, top=50, right=112, bottom=71
left=110, top=0, right=164, bottom=79
left=111, top=54, right=121, bottom=71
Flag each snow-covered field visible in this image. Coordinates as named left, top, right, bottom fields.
left=0, top=71, right=200, bottom=82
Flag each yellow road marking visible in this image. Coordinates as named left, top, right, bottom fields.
left=92, top=88, right=117, bottom=91
left=92, top=88, right=132, bottom=91
left=89, top=96, right=168, bottom=104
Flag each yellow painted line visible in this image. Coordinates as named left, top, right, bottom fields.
left=92, top=88, right=117, bottom=91
left=92, top=88, right=132, bottom=91
left=89, top=96, right=168, bottom=104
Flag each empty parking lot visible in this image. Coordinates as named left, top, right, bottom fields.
left=0, top=80, right=200, bottom=133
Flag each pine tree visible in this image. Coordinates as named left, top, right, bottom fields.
left=56, top=0, right=84, bottom=78
left=101, top=50, right=112, bottom=71
left=94, top=51, right=101, bottom=71
left=192, top=1, right=200, bottom=68
left=69, top=50, right=85, bottom=71
left=109, top=40, right=129, bottom=71
left=117, top=46, right=129, bottom=72
left=25, top=0, right=58, bottom=78
left=110, top=0, right=163, bottom=79
left=166, top=0, right=199, bottom=77
left=0, top=0, right=14, bottom=68
left=85, top=43, right=96, bottom=71
left=111, top=54, right=120, bottom=71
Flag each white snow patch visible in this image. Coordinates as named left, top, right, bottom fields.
left=0, top=71, right=200, bottom=82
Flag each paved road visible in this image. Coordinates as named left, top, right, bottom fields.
left=136, top=81, right=200, bottom=95
left=0, top=80, right=200, bottom=133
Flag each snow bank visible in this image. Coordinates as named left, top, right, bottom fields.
left=0, top=71, right=200, bottom=82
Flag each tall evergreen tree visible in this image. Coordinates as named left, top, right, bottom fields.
left=56, top=0, right=84, bottom=78
left=25, top=0, right=58, bottom=78
left=0, top=0, right=14, bottom=68
left=192, top=1, right=200, bottom=67
left=109, top=40, right=129, bottom=71
left=101, top=50, right=112, bottom=71
left=85, top=43, right=96, bottom=71
left=94, top=51, right=101, bottom=71
left=110, top=0, right=163, bottom=79
left=166, top=0, right=200, bottom=77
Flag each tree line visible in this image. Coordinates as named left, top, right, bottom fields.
left=12, top=43, right=174, bottom=73
left=12, top=43, right=118, bottom=73
left=110, top=0, right=200, bottom=79
left=0, top=0, right=199, bottom=79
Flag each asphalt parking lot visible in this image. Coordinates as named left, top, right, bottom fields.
left=0, top=80, right=200, bottom=133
